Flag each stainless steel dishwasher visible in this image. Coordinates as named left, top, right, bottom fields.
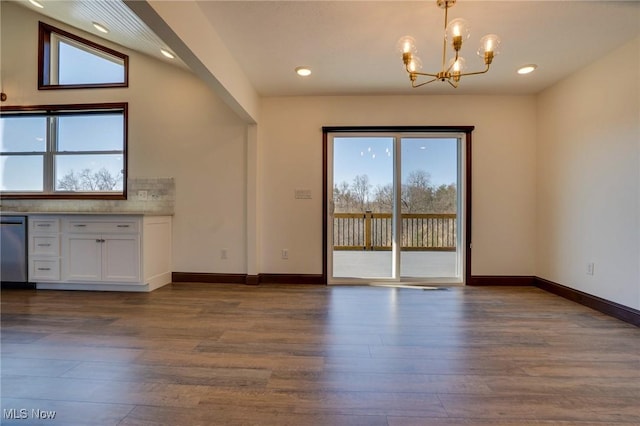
left=1, top=215, right=28, bottom=283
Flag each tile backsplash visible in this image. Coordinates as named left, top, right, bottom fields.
left=0, top=177, right=175, bottom=215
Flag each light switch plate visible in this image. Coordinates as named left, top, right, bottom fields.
left=295, top=189, right=312, bottom=199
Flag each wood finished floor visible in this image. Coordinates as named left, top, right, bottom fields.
left=1, top=284, right=639, bottom=426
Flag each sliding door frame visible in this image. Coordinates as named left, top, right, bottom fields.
left=322, top=126, right=474, bottom=285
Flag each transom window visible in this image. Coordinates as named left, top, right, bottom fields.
left=0, top=103, right=127, bottom=199
left=39, top=22, right=128, bottom=89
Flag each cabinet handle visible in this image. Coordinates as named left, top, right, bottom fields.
left=116, top=224, right=130, bottom=228
left=37, top=223, right=51, bottom=227
left=74, top=224, right=87, bottom=228
left=96, top=239, right=106, bottom=243
left=37, top=267, right=51, bottom=271
left=37, top=243, right=51, bottom=247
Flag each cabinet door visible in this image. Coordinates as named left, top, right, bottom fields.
left=65, top=234, right=102, bottom=281
left=102, top=235, right=140, bottom=282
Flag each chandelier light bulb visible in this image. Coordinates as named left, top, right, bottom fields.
left=396, top=36, right=417, bottom=55
left=446, top=18, right=470, bottom=40
left=478, top=34, right=501, bottom=55
left=449, top=56, right=466, bottom=73
left=407, top=56, right=423, bottom=73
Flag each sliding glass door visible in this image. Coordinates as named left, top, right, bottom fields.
left=400, top=137, right=460, bottom=279
left=331, top=136, right=395, bottom=279
left=327, top=131, right=465, bottom=284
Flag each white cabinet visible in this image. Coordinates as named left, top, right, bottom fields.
left=102, top=235, right=140, bottom=282
left=29, top=217, right=61, bottom=281
left=64, top=218, right=140, bottom=283
left=65, top=233, right=102, bottom=281
left=30, top=214, right=171, bottom=292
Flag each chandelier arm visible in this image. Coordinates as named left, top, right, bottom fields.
left=447, top=79, right=459, bottom=88
left=457, top=64, right=491, bottom=77
left=412, top=77, right=439, bottom=88
left=408, top=70, right=440, bottom=78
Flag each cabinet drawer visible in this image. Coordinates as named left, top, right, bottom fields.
left=30, top=235, right=60, bottom=256
left=66, top=220, right=139, bottom=234
left=30, top=259, right=60, bottom=281
left=30, top=218, right=60, bottom=233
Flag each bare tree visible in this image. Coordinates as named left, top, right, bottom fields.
left=334, top=170, right=455, bottom=214
left=402, top=170, right=433, bottom=213
left=334, top=181, right=355, bottom=212
left=56, top=171, right=83, bottom=191
left=351, top=174, right=371, bottom=212
left=57, top=168, right=122, bottom=191
left=371, top=183, right=393, bottom=213
left=432, top=183, right=457, bottom=213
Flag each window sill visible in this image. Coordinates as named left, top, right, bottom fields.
left=1, top=193, right=126, bottom=200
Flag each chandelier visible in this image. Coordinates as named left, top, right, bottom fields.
left=397, top=0, right=501, bottom=88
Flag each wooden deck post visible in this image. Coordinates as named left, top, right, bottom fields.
left=364, top=211, right=372, bottom=251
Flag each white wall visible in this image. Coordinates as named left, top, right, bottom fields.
left=259, top=95, right=538, bottom=276
left=536, top=37, right=640, bottom=310
left=1, top=2, right=248, bottom=274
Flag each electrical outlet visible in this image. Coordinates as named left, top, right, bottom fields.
left=281, top=249, right=289, bottom=260
left=587, top=262, right=595, bottom=275
left=221, top=248, right=228, bottom=260
left=137, top=190, right=148, bottom=201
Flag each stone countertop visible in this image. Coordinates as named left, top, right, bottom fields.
left=0, top=211, right=173, bottom=216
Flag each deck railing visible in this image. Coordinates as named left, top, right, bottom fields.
left=333, top=212, right=456, bottom=251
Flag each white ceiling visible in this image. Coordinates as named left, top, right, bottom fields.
left=12, top=1, right=640, bottom=97
left=198, top=1, right=640, bottom=96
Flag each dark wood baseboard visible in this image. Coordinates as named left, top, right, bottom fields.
left=468, top=275, right=535, bottom=286
left=534, top=277, right=640, bottom=327
left=1, top=282, right=37, bottom=289
left=172, top=272, right=325, bottom=286
left=171, top=272, right=247, bottom=284
left=257, top=274, right=325, bottom=285
left=245, top=275, right=260, bottom=285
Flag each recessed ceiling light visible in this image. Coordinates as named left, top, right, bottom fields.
left=92, top=22, right=109, bottom=34
left=517, top=64, right=538, bottom=75
left=295, top=66, right=312, bottom=77
left=29, top=0, right=44, bottom=8
left=160, top=49, right=175, bottom=59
